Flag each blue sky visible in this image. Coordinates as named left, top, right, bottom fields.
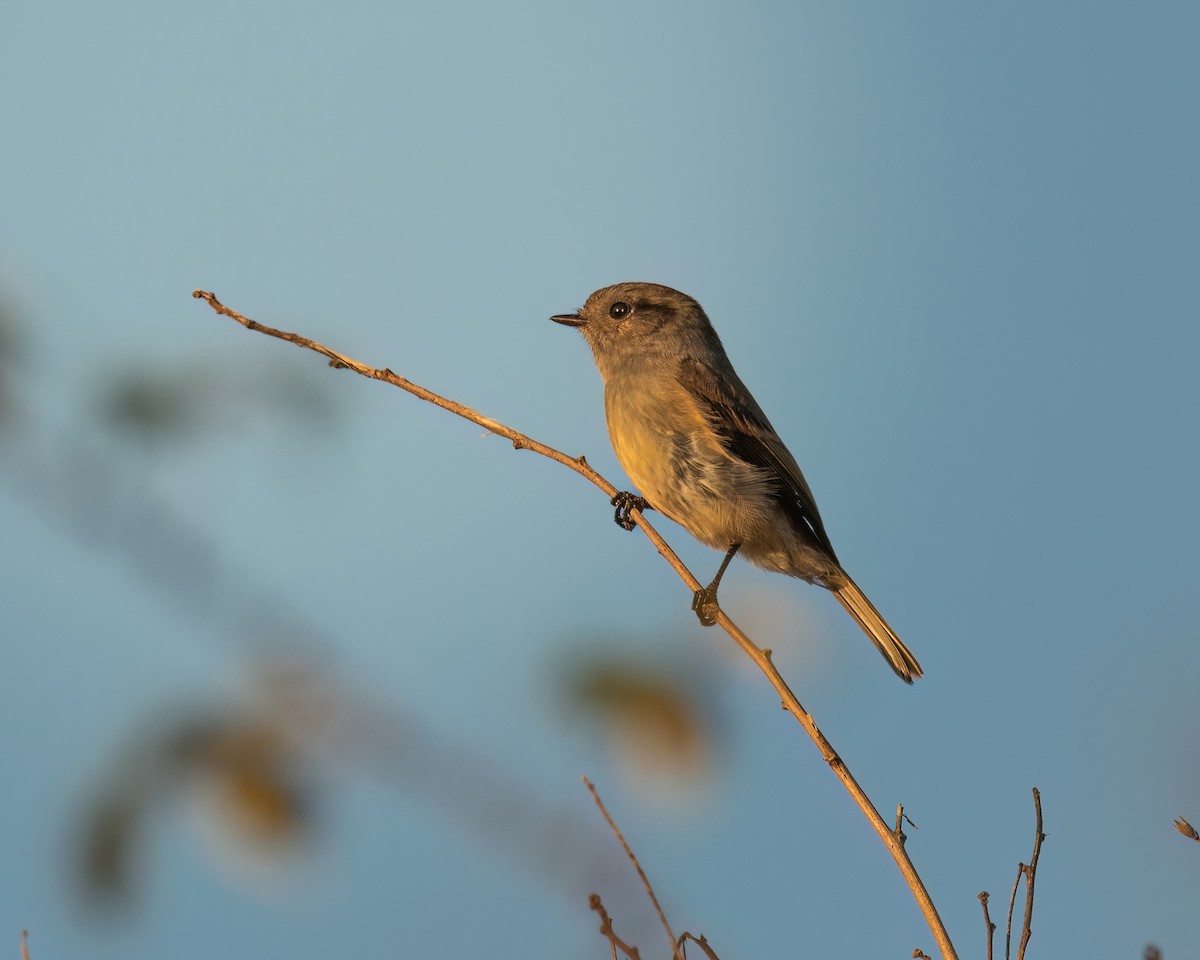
left=3, top=2, right=1199, bottom=957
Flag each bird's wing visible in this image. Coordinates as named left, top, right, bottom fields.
left=677, top=356, right=837, bottom=560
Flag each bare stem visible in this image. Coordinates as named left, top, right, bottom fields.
left=1004, top=862, right=1022, bottom=960
left=193, top=290, right=958, bottom=959
left=678, top=932, right=721, bottom=960
left=978, top=891, right=995, bottom=960
left=589, top=893, right=640, bottom=960
left=1004, top=788, right=1044, bottom=960
left=584, top=777, right=682, bottom=960
left=1016, top=788, right=1044, bottom=960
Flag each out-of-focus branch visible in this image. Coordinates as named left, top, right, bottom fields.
left=1174, top=817, right=1199, bottom=843
left=194, top=290, right=957, bottom=959
left=590, top=893, right=641, bottom=960
left=584, top=777, right=683, bottom=960
left=582, top=776, right=725, bottom=960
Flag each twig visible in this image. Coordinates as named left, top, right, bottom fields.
left=678, top=932, right=721, bottom=960
left=589, top=893, right=640, bottom=960
left=1004, top=861, right=1022, bottom=960
left=584, top=777, right=682, bottom=960
left=1174, top=817, right=1199, bottom=843
left=1015, top=788, right=1044, bottom=960
left=194, top=290, right=958, bottom=959
left=895, top=803, right=918, bottom=842
left=1004, top=788, right=1044, bottom=960
left=21, top=931, right=31, bottom=960
left=977, top=891, right=995, bottom=960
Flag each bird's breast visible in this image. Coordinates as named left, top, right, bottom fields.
left=602, top=376, right=766, bottom=546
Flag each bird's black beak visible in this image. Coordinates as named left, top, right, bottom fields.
left=550, top=311, right=585, bottom=327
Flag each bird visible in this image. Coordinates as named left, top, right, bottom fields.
left=552, top=282, right=922, bottom=683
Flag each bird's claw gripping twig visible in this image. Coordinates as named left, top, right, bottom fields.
left=611, top=492, right=650, bottom=531
left=691, top=586, right=720, bottom=626
left=690, top=543, right=739, bottom=627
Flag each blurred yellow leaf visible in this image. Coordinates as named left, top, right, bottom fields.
left=560, top=652, right=718, bottom=790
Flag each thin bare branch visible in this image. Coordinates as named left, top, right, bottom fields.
left=1174, top=817, right=1199, bottom=843
left=1004, top=861, right=1022, bottom=960
left=194, top=291, right=958, bottom=959
left=1016, top=788, right=1044, bottom=960
left=678, top=932, right=721, bottom=960
left=584, top=777, right=681, bottom=960
left=1004, top=788, right=1045, bottom=960
left=978, top=891, right=995, bottom=960
left=589, top=893, right=641, bottom=960
left=21, top=931, right=31, bottom=960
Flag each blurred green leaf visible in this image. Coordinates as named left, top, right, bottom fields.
left=104, top=374, right=195, bottom=436
left=98, top=356, right=336, bottom=442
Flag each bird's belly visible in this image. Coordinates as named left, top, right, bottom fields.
left=602, top=382, right=837, bottom=581
left=605, top=388, right=769, bottom=551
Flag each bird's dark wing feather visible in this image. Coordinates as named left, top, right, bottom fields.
left=677, top=356, right=838, bottom=560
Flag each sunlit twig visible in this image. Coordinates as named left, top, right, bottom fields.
left=584, top=777, right=682, bottom=960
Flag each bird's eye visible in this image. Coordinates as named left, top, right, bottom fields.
left=609, top=301, right=631, bottom=320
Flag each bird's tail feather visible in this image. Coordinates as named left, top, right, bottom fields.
left=833, top=576, right=922, bottom=684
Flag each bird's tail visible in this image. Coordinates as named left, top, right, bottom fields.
left=833, top=576, right=922, bottom=684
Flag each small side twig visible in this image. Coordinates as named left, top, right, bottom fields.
left=1004, top=788, right=1044, bottom=960
left=21, top=931, right=31, bottom=960
left=589, top=893, right=640, bottom=960
left=1016, top=788, right=1044, bottom=960
left=677, top=932, right=721, bottom=960
left=978, top=891, right=996, bottom=960
left=895, top=803, right=918, bottom=843
left=1174, top=817, right=1199, bottom=843
left=1004, top=862, right=1022, bottom=960
left=584, top=777, right=682, bottom=960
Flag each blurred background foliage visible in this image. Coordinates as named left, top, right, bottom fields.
left=0, top=307, right=695, bottom=879
left=1, top=290, right=706, bottom=952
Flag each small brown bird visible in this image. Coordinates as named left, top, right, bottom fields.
left=553, top=282, right=921, bottom=683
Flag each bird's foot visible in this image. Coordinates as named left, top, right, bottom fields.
left=691, top=585, right=720, bottom=626
left=611, top=492, right=650, bottom=531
